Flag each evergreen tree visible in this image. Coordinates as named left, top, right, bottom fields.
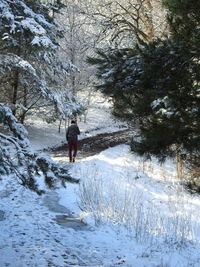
left=88, top=0, right=200, bottom=161
left=0, top=0, right=82, bottom=123
left=163, top=0, right=200, bottom=44
left=130, top=40, right=200, bottom=160
left=0, top=104, right=79, bottom=194
left=0, top=0, right=81, bottom=193
left=131, top=0, right=200, bottom=159
left=87, top=48, right=141, bottom=121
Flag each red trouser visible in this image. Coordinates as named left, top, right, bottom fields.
left=68, top=140, right=78, bottom=161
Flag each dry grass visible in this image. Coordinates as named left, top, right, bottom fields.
left=78, top=158, right=196, bottom=246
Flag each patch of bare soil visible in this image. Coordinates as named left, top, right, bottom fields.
left=50, top=129, right=133, bottom=157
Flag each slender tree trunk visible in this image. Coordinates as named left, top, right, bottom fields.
left=12, top=70, right=19, bottom=116
left=58, top=118, right=62, bottom=133
left=12, top=39, right=22, bottom=116
left=145, top=0, right=154, bottom=41
left=176, top=150, right=184, bottom=180
left=64, top=118, right=67, bottom=130
left=84, top=90, right=92, bottom=123
left=71, top=75, right=78, bottom=121
left=20, top=112, right=26, bottom=124
left=19, top=87, right=27, bottom=124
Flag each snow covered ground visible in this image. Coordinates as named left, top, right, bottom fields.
left=25, top=96, right=127, bottom=151
left=1, top=100, right=200, bottom=266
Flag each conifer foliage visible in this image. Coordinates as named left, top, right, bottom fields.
left=87, top=48, right=141, bottom=121
left=131, top=40, right=200, bottom=159
left=0, top=104, right=79, bottom=194
left=0, top=0, right=80, bottom=193
left=88, top=0, right=200, bottom=160
left=0, top=0, right=81, bottom=123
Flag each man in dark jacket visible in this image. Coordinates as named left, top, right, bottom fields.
left=66, top=120, right=80, bottom=162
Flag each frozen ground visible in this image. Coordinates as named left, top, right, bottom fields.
left=1, top=98, right=200, bottom=266
left=25, top=97, right=127, bottom=151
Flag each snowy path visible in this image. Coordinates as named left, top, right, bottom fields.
left=45, top=145, right=200, bottom=266
left=43, top=190, right=90, bottom=231
left=2, top=122, right=200, bottom=266
left=49, top=128, right=133, bottom=163
left=0, top=179, right=103, bottom=266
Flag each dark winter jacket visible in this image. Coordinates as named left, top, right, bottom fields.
left=66, top=124, right=80, bottom=142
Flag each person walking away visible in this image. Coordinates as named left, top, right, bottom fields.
left=66, top=120, right=80, bottom=162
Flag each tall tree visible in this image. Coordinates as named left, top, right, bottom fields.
left=58, top=1, right=97, bottom=96
left=85, top=0, right=167, bottom=47
left=88, top=0, right=200, bottom=161
left=0, top=0, right=82, bottom=123
left=51, top=0, right=105, bottom=122
left=163, top=0, right=200, bottom=44
left=130, top=0, right=200, bottom=159
left=0, top=0, right=81, bottom=193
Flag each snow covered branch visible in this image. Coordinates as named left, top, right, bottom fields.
left=0, top=104, right=79, bottom=194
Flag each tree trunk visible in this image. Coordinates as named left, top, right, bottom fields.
left=58, top=118, right=62, bottom=133
left=20, top=112, right=26, bottom=124
left=145, top=0, right=154, bottom=41
left=12, top=70, right=19, bottom=116
left=19, top=87, right=27, bottom=124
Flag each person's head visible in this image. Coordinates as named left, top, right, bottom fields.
left=71, top=120, right=76, bottom=124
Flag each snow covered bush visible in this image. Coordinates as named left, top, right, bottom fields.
left=0, top=104, right=79, bottom=194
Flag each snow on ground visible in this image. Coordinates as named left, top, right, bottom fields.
left=25, top=95, right=127, bottom=151
left=1, top=144, right=200, bottom=266
left=1, top=98, right=200, bottom=266
left=61, top=145, right=200, bottom=266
